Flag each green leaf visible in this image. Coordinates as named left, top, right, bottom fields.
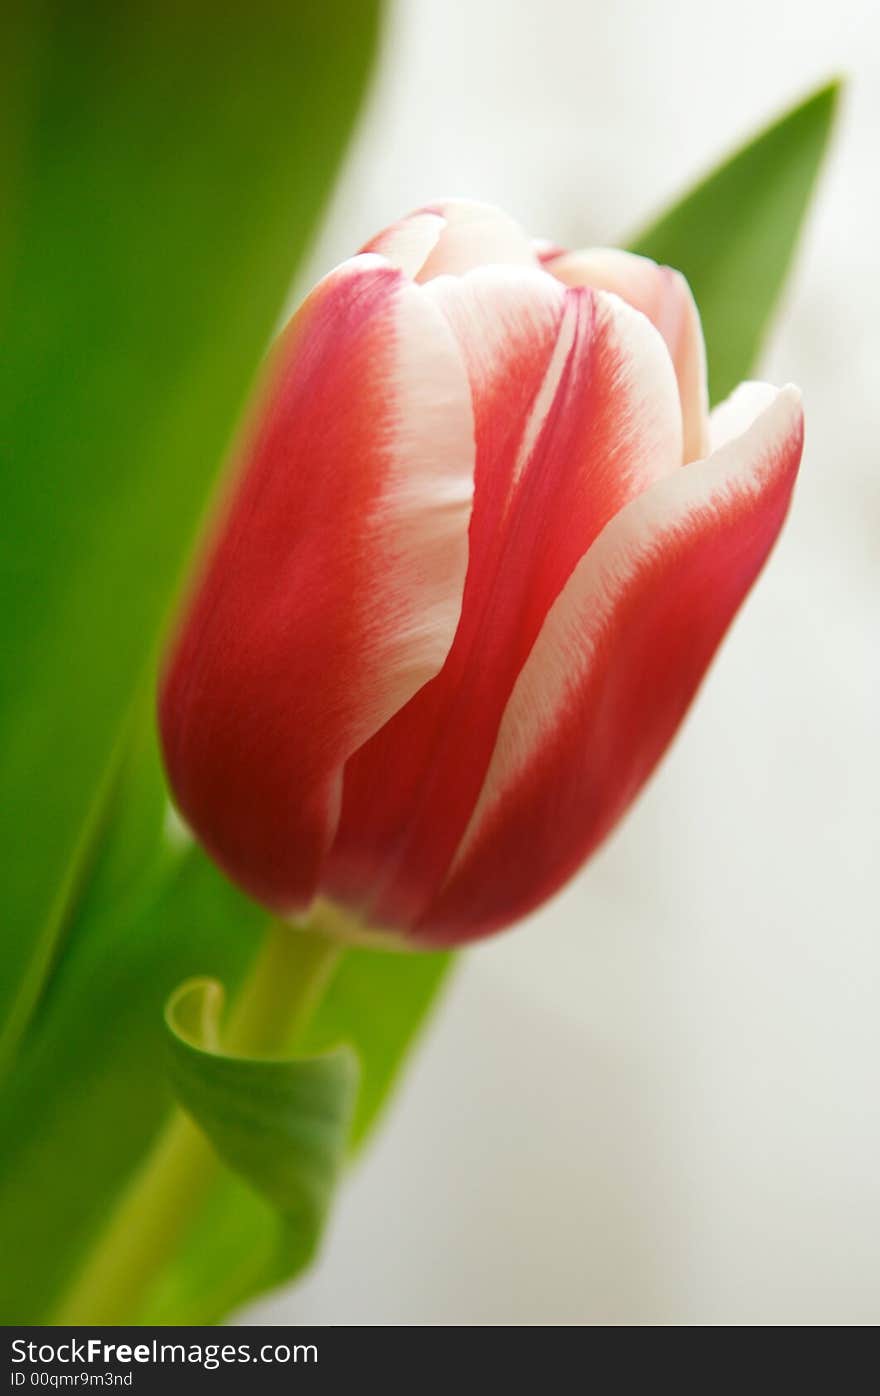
left=0, top=712, right=452, bottom=1322
left=305, top=945, right=454, bottom=1152
left=136, top=948, right=454, bottom=1322
left=629, top=79, right=840, bottom=402
left=0, top=0, right=382, bottom=1068
left=160, top=978, right=358, bottom=1313
left=0, top=714, right=264, bottom=1322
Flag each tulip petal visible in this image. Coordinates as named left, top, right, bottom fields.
left=533, top=237, right=567, bottom=263
left=360, top=211, right=445, bottom=279
left=417, top=200, right=538, bottom=280
left=159, top=255, right=475, bottom=914
left=326, top=273, right=683, bottom=930
left=363, top=200, right=538, bottom=283
left=546, top=247, right=709, bottom=464
left=418, top=385, right=803, bottom=944
left=709, top=379, right=778, bottom=449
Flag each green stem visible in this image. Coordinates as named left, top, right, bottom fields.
left=225, top=913, right=341, bottom=1057
left=52, top=916, right=341, bottom=1325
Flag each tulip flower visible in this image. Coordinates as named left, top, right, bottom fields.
left=159, top=200, right=804, bottom=946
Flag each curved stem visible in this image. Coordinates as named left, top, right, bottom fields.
left=52, top=916, right=341, bottom=1325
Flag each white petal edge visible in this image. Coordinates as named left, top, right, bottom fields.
left=366, top=275, right=479, bottom=730
left=546, top=246, right=709, bottom=464
left=445, top=383, right=802, bottom=876
left=423, top=271, right=683, bottom=503
left=360, top=211, right=445, bottom=280
left=710, top=380, right=779, bottom=451
left=416, top=198, right=539, bottom=281
left=422, top=263, right=566, bottom=410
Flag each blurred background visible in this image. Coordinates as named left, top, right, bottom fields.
left=245, top=0, right=879, bottom=1325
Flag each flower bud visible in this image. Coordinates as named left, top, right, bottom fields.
left=160, top=200, right=803, bottom=945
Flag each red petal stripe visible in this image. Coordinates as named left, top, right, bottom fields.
left=418, top=388, right=804, bottom=943
left=159, top=257, right=475, bottom=913
left=326, top=274, right=682, bottom=930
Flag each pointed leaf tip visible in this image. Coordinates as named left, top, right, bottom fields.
left=629, top=77, right=841, bottom=402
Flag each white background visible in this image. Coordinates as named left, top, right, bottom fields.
left=246, top=0, right=879, bottom=1325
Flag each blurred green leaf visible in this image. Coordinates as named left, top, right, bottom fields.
left=629, top=79, right=840, bottom=401
left=0, top=0, right=382, bottom=1067
left=0, top=715, right=263, bottom=1321
left=0, top=714, right=451, bottom=1321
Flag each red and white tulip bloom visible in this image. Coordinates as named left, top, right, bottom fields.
left=159, top=200, right=804, bottom=946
